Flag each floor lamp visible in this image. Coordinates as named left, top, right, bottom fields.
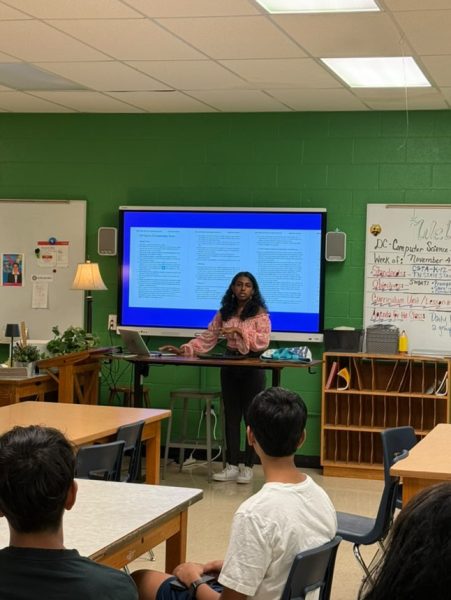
left=72, top=260, right=107, bottom=334
left=5, top=323, right=20, bottom=367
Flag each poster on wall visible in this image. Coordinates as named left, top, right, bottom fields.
left=2, top=253, right=24, bottom=287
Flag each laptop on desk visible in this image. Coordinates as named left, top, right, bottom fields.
left=118, top=329, right=158, bottom=357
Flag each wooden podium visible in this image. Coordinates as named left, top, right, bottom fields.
left=38, top=350, right=101, bottom=404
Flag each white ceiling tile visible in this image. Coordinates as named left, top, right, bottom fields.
left=107, top=90, right=215, bottom=112
left=35, top=61, right=170, bottom=91
left=0, top=21, right=108, bottom=61
left=52, top=18, right=204, bottom=60
left=0, top=91, right=73, bottom=111
left=124, top=0, right=260, bottom=18
left=420, top=55, right=451, bottom=86
left=187, top=89, right=290, bottom=111
left=0, top=52, right=20, bottom=62
left=438, top=87, right=451, bottom=105
left=157, top=16, right=306, bottom=59
left=393, top=10, right=451, bottom=55
left=126, top=60, right=249, bottom=90
left=0, top=0, right=141, bottom=19
left=273, top=13, right=410, bottom=57
left=384, top=1, right=451, bottom=10
left=0, top=2, right=31, bottom=19
left=267, top=88, right=367, bottom=110
left=220, top=58, right=342, bottom=88
left=30, top=90, right=143, bottom=112
left=354, top=87, right=448, bottom=109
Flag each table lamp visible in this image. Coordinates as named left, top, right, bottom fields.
left=5, top=323, right=20, bottom=367
left=71, top=260, right=107, bottom=334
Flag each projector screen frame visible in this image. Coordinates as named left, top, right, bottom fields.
left=118, top=206, right=326, bottom=343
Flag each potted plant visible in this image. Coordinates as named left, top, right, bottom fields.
left=12, top=342, right=42, bottom=376
left=46, top=325, right=99, bottom=356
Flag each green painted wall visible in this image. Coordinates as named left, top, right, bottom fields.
left=1, top=110, right=450, bottom=457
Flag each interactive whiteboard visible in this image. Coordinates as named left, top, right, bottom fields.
left=364, top=204, right=451, bottom=355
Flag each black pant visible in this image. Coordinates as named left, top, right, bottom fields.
left=220, top=366, right=266, bottom=467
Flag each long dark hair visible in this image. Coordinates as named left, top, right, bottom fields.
left=219, top=271, right=267, bottom=321
left=358, top=482, right=451, bottom=600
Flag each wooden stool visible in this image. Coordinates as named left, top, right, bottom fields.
left=108, top=385, right=150, bottom=408
left=163, top=388, right=226, bottom=482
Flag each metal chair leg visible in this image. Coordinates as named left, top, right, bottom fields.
left=353, top=544, right=373, bottom=584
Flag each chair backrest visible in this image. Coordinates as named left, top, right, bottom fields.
left=76, top=440, right=125, bottom=481
left=115, top=420, right=145, bottom=483
left=279, top=536, right=342, bottom=600
left=381, top=426, right=417, bottom=484
left=367, top=447, right=410, bottom=545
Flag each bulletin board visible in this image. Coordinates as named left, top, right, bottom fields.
left=0, top=200, right=86, bottom=341
left=364, top=204, right=451, bottom=355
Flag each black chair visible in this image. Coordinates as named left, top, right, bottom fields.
left=116, top=420, right=145, bottom=483
left=336, top=452, right=405, bottom=582
left=381, top=426, right=417, bottom=509
left=76, top=440, right=125, bottom=481
left=280, top=536, right=341, bottom=600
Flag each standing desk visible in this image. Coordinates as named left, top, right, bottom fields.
left=126, top=354, right=321, bottom=408
left=390, top=423, right=451, bottom=505
left=0, top=479, right=202, bottom=572
left=0, top=402, right=170, bottom=484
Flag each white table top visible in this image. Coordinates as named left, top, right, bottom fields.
left=0, top=479, right=203, bottom=558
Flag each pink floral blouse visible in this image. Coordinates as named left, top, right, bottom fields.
left=181, top=311, right=271, bottom=357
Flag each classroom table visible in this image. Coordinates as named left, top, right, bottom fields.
left=0, top=373, right=58, bottom=405
left=0, top=478, right=203, bottom=572
left=0, top=402, right=171, bottom=485
left=126, top=354, right=321, bottom=408
left=390, top=423, right=451, bottom=505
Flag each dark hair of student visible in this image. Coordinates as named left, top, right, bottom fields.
left=0, top=425, right=76, bottom=533
left=358, top=481, right=451, bottom=600
left=220, top=271, right=267, bottom=321
left=247, top=387, right=307, bottom=457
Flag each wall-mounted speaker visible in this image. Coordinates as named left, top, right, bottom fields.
left=98, top=227, right=117, bottom=256
left=325, top=231, right=346, bottom=262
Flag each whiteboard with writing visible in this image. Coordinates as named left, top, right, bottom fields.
left=364, top=204, right=451, bottom=354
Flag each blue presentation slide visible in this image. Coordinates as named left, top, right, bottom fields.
left=120, top=210, right=324, bottom=335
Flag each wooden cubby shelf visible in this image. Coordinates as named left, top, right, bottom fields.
left=321, top=352, right=451, bottom=480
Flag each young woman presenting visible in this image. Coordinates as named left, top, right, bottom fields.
left=160, top=272, right=271, bottom=483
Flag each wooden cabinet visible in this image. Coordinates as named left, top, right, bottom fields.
left=321, top=352, right=450, bottom=479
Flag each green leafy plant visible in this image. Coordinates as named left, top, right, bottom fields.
left=12, top=342, right=42, bottom=363
left=46, top=326, right=99, bottom=356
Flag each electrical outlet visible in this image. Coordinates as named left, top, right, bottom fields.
left=108, top=314, right=117, bottom=331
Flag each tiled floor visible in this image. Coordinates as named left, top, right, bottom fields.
left=129, top=460, right=385, bottom=600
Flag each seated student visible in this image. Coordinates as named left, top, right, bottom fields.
left=0, top=425, right=138, bottom=600
left=132, top=386, right=337, bottom=600
left=358, top=481, right=451, bottom=600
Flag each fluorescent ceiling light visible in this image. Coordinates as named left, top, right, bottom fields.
left=255, top=0, right=380, bottom=13
left=321, top=57, right=430, bottom=88
left=0, top=63, right=85, bottom=91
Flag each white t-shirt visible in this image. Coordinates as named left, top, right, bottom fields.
left=218, top=476, right=337, bottom=600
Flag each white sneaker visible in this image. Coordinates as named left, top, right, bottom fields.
left=213, top=464, right=239, bottom=482
left=237, top=465, right=253, bottom=484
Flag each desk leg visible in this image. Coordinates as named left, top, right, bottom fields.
left=402, top=477, right=443, bottom=506
left=165, top=511, right=187, bottom=572
left=58, top=365, right=74, bottom=403
left=133, top=362, right=149, bottom=408
left=144, top=422, right=161, bottom=485
left=271, top=368, right=281, bottom=387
